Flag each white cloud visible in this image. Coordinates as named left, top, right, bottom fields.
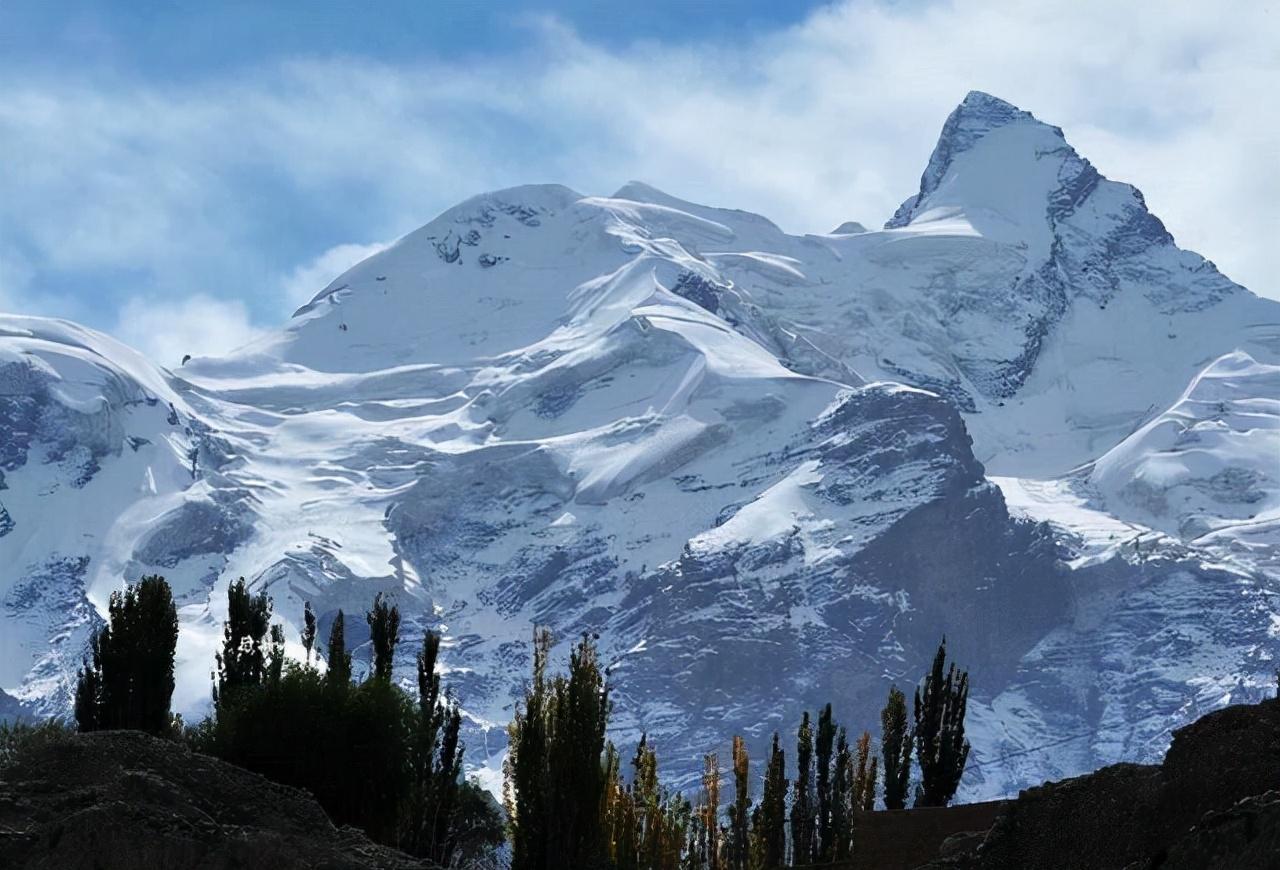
left=1, top=0, right=1276, bottom=326
left=113, top=295, right=266, bottom=365
left=280, top=241, right=390, bottom=313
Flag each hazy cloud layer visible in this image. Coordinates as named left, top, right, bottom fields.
left=2, top=0, right=1275, bottom=357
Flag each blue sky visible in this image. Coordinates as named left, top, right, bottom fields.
left=2, top=1, right=1277, bottom=362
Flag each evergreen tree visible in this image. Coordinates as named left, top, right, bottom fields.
left=913, top=639, right=970, bottom=808
left=815, top=703, right=836, bottom=860
left=367, top=592, right=401, bottom=682
left=791, top=712, right=816, bottom=865
left=880, top=685, right=912, bottom=810
left=326, top=610, right=352, bottom=687
left=301, top=600, right=317, bottom=662
left=727, top=735, right=750, bottom=870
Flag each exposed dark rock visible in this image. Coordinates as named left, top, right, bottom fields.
left=920, top=699, right=1280, bottom=869
left=1145, top=790, right=1280, bottom=870
left=0, top=730, right=432, bottom=869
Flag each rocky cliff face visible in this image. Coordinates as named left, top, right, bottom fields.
left=1, top=93, right=1276, bottom=799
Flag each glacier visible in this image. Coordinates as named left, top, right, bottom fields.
left=1, top=91, right=1277, bottom=800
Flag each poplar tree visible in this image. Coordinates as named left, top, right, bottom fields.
left=214, top=577, right=272, bottom=707
left=367, top=592, right=401, bottom=682
left=74, top=575, right=178, bottom=736
left=727, top=736, right=750, bottom=870
left=326, top=610, right=352, bottom=687
left=815, top=703, right=836, bottom=860
left=791, top=712, right=816, bottom=864
left=301, top=600, right=317, bottom=662
left=752, top=733, right=787, bottom=870
left=880, top=685, right=912, bottom=810
left=853, top=731, right=878, bottom=812
left=505, top=629, right=610, bottom=870
left=831, top=728, right=854, bottom=861
left=913, top=639, right=970, bottom=808
left=701, top=753, right=722, bottom=870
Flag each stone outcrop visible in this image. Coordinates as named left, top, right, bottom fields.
left=921, top=699, right=1280, bottom=869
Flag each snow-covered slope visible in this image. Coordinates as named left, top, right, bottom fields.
left=2, top=92, right=1277, bottom=799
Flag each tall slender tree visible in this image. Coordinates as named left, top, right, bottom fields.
left=367, top=592, right=401, bottom=682
left=791, top=712, right=816, bottom=865
left=301, top=600, right=317, bottom=662
left=831, top=727, right=854, bottom=861
left=701, top=753, right=722, bottom=870
left=913, top=639, right=970, bottom=808
left=752, top=733, right=787, bottom=870
left=726, top=736, right=750, bottom=870
left=326, top=610, right=352, bottom=687
left=880, top=686, right=912, bottom=810
left=815, top=703, right=837, bottom=860
left=505, top=629, right=611, bottom=870
left=853, top=731, right=878, bottom=813
left=214, top=577, right=272, bottom=707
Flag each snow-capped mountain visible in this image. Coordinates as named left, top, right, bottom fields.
left=2, top=92, right=1277, bottom=798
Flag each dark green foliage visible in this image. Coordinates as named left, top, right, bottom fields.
left=815, top=703, right=836, bottom=861
left=301, top=600, right=317, bottom=662
left=831, top=728, right=854, bottom=861
left=73, top=633, right=102, bottom=733
left=881, top=685, right=912, bottom=810
left=367, top=592, right=401, bottom=682
left=267, top=624, right=286, bottom=686
left=0, top=719, right=72, bottom=771
left=325, top=609, right=352, bottom=687
left=505, top=629, right=611, bottom=870
left=913, top=639, right=971, bottom=808
left=201, top=661, right=413, bottom=843
left=751, top=732, right=787, bottom=870
left=402, top=629, right=465, bottom=865
left=74, top=575, right=178, bottom=736
left=790, top=711, right=816, bottom=865
left=197, top=586, right=490, bottom=865
left=214, top=577, right=272, bottom=708
left=450, top=777, right=508, bottom=867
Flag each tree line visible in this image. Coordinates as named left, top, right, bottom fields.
left=73, top=575, right=970, bottom=869
left=504, top=630, right=969, bottom=870
left=74, top=576, right=502, bottom=866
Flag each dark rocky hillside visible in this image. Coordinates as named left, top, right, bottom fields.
left=0, top=729, right=433, bottom=869
left=919, top=698, right=1280, bottom=869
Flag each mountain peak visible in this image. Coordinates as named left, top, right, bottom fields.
left=956, top=89, right=1026, bottom=118
left=886, top=92, right=1067, bottom=230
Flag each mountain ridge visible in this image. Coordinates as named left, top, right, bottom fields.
left=1, top=92, right=1276, bottom=800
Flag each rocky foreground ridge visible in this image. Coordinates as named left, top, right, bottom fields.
left=2, top=699, right=1277, bottom=868
left=0, top=729, right=432, bottom=869
left=917, top=697, right=1280, bottom=869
